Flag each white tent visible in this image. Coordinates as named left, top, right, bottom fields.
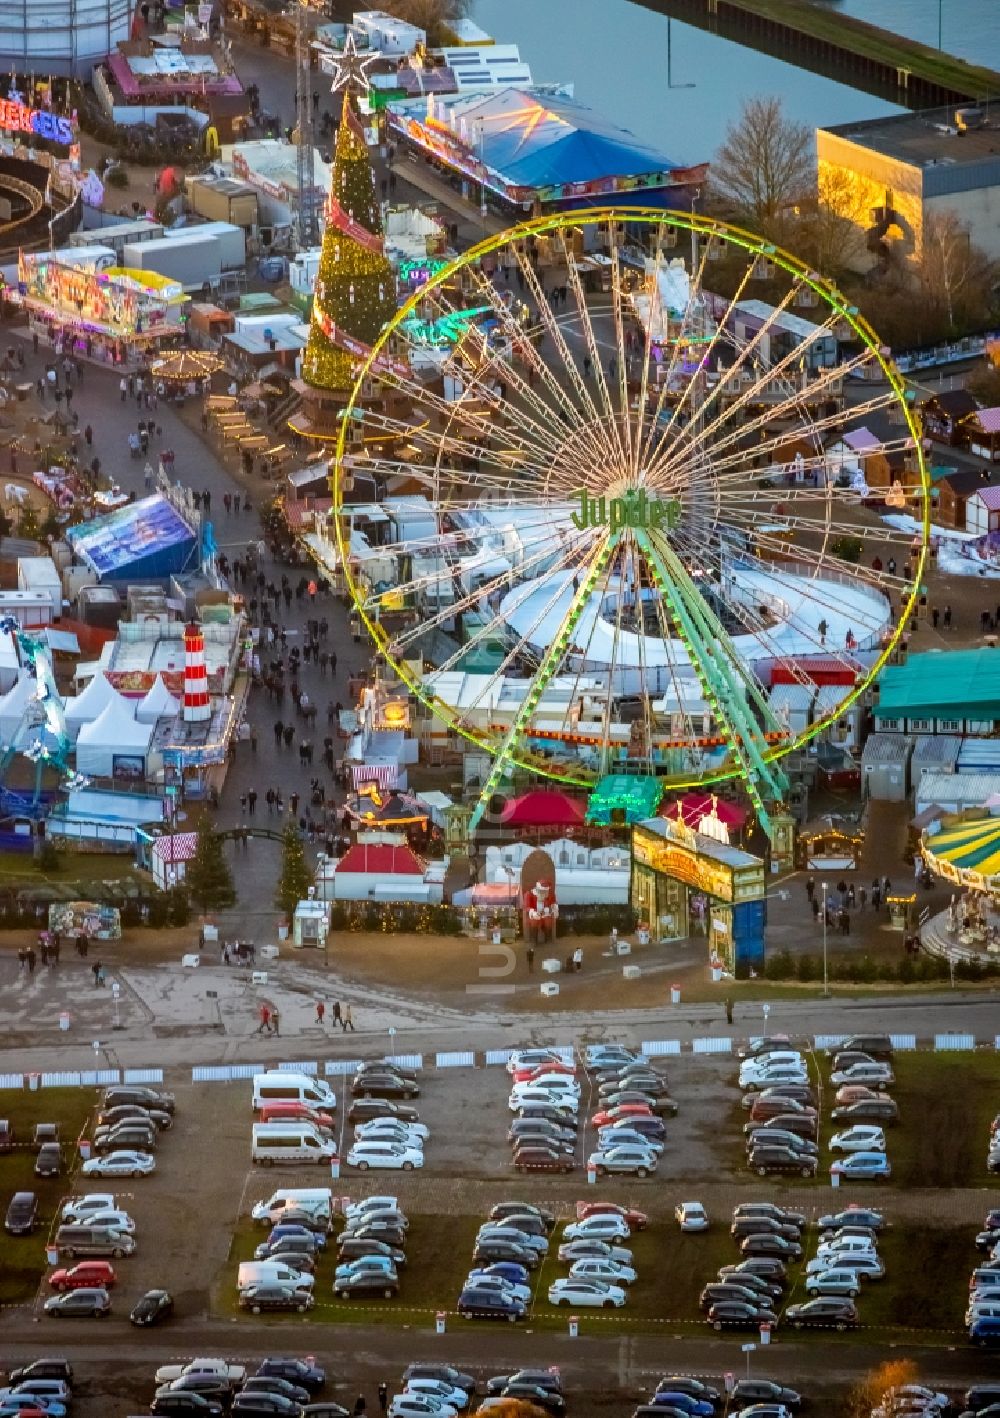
left=64, top=673, right=130, bottom=739
left=0, top=674, right=38, bottom=742
left=75, top=698, right=153, bottom=778
left=136, top=674, right=180, bottom=724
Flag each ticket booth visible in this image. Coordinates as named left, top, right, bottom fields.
left=630, top=815, right=767, bottom=972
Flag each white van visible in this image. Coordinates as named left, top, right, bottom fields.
left=251, top=1123, right=338, bottom=1166
left=237, top=1260, right=314, bottom=1291
left=251, top=1188, right=333, bottom=1226
left=252, top=1073, right=337, bottom=1112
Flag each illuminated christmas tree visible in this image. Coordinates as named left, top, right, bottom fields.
left=300, top=35, right=397, bottom=394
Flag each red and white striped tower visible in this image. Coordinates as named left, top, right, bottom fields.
left=183, top=622, right=211, bottom=723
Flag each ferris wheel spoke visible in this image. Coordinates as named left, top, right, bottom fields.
left=607, top=237, right=637, bottom=474
left=558, top=230, right=628, bottom=470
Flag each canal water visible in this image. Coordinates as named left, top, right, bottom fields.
left=471, top=0, right=993, bottom=161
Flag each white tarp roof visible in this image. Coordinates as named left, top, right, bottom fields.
left=136, top=674, right=180, bottom=724
left=65, top=672, right=128, bottom=726
left=77, top=697, right=152, bottom=750
left=0, top=674, right=37, bottom=739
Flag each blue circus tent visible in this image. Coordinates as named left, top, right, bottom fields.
left=66, top=494, right=198, bottom=582
left=390, top=88, right=698, bottom=207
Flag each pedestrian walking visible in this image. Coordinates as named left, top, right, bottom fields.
left=378, top=1385, right=388, bottom=1416
left=931, top=606, right=939, bottom=629
left=332, top=1001, right=342, bottom=1026
left=343, top=1003, right=355, bottom=1032
left=248, top=789, right=257, bottom=815
left=26, top=947, right=36, bottom=974
left=526, top=945, right=535, bottom=973
left=725, top=997, right=734, bottom=1025
left=92, top=959, right=102, bottom=986
left=944, top=604, right=952, bottom=630
left=257, top=1004, right=272, bottom=1033
left=271, top=1008, right=280, bottom=1036
left=316, top=1001, right=325, bottom=1025
left=120, top=376, right=128, bottom=402
left=353, top=1398, right=366, bottom=1418
left=274, top=719, right=284, bottom=747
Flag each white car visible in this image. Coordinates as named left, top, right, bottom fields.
left=507, top=1048, right=569, bottom=1075
left=525, top=1072, right=581, bottom=1094
left=569, top=1257, right=636, bottom=1286
left=61, top=1193, right=118, bottom=1222
left=675, top=1201, right=709, bottom=1231
left=357, top=1118, right=430, bottom=1141
left=389, top=1396, right=457, bottom=1418
left=67, top=1208, right=135, bottom=1233
left=829, top=1125, right=886, bottom=1154
left=346, top=1142, right=424, bottom=1171
left=588, top=1145, right=658, bottom=1177
left=805, top=1253, right=884, bottom=1279
left=81, top=1150, right=155, bottom=1177
left=805, top=1267, right=862, bottom=1297
left=815, top=1242, right=879, bottom=1267
left=563, top=1214, right=630, bottom=1242
left=404, top=1380, right=469, bottom=1410
left=739, top=1053, right=805, bottom=1083
left=355, top=1123, right=425, bottom=1149
left=508, top=1088, right=579, bottom=1114
left=548, top=1277, right=626, bottom=1308
left=740, top=1065, right=808, bottom=1093
left=345, top=1195, right=398, bottom=1221
left=464, top=1271, right=532, bottom=1305
left=558, top=1239, right=633, bottom=1265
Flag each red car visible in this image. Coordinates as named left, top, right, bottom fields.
left=591, top=1103, right=653, bottom=1129
left=576, top=1201, right=649, bottom=1230
left=48, top=1260, right=116, bottom=1292
left=511, top=1061, right=578, bottom=1085
left=258, top=1101, right=335, bottom=1128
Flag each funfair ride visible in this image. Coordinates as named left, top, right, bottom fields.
left=0, top=617, right=81, bottom=817
left=331, top=209, right=930, bottom=835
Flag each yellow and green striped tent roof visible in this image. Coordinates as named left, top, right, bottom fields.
left=925, top=816, right=1000, bottom=878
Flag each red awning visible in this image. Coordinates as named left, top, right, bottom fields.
left=501, top=790, right=587, bottom=828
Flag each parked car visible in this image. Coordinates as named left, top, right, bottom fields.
left=465, top=1272, right=531, bottom=1306
left=43, top=1288, right=111, bottom=1319
left=49, top=1261, right=116, bottom=1292
left=827, top=1034, right=893, bottom=1060
left=749, top=1145, right=817, bottom=1179
left=745, top=1128, right=818, bottom=1156
left=151, top=1395, right=223, bottom=1418
left=473, top=1240, right=538, bottom=1270
left=558, top=1239, right=633, bottom=1265
left=817, top=1207, right=885, bottom=1232
left=731, top=1382, right=801, bottom=1409
left=257, top=1360, right=325, bottom=1393
left=675, top=1202, right=709, bottom=1232
left=829, top=1125, right=886, bottom=1154
left=805, top=1268, right=863, bottom=1297
left=588, top=1145, right=658, bottom=1178
left=34, top=1144, right=62, bottom=1178
left=337, top=1237, right=405, bottom=1268
left=333, top=1267, right=398, bottom=1300
left=81, top=1150, right=156, bottom=1177
left=734, top=1203, right=805, bottom=1227
left=830, top=1152, right=892, bottom=1181
left=806, top=1252, right=884, bottom=1281
left=600, top=1090, right=678, bottom=1116
left=569, top=1257, right=637, bottom=1286
left=350, top=1073, right=420, bottom=1100
left=564, top=1214, right=631, bottom=1241
left=707, top=1300, right=777, bottom=1331
left=130, top=1289, right=174, bottom=1325
left=5, top=1191, right=38, bottom=1235
left=548, top=1277, right=626, bottom=1308
left=512, top=1145, right=574, bottom=1174
left=347, top=1099, right=420, bottom=1125
left=831, top=1097, right=900, bottom=1125
left=830, top=1062, right=894, bottom=1089
left=96, top=1104, right=173, bottom=1131
left=239, top=1285, right=314, bottom=1314
left=103, top=1086, right=175, bottom=1113
left=786, top=1297, right=859, bottom=1330
left=456, top=1287, right=525, bottom=1321
left=741, top=1233, right=803, bottom=1261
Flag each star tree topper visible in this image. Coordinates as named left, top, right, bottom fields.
left=329, top=31, right=377, bottom=95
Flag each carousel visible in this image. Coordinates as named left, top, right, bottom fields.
left=920, top=813, right=1000, bottom=958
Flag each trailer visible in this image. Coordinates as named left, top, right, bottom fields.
left=70, top=221, right=164, bottom=263
left=164, top=220, right=246, bottom=271
left=122, top=234, right=223, bottom=294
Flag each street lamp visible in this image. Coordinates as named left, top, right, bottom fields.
left=821, top=882, right=829, bottom=997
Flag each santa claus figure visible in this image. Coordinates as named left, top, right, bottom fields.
left=524, top=878, right=559, bottom=945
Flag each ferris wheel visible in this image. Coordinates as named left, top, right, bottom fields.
left=331, top=208, right=929, bottom=835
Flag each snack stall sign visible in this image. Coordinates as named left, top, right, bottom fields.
left=632, top=823, right=765, bottom=904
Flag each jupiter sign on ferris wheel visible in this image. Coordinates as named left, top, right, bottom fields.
left=332, top=208, right=929, bottom=835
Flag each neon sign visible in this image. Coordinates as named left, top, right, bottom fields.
left=570, top=487, right=681, bottom=533
left=0, top=99, right=73, bottom=146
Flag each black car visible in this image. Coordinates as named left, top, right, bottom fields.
left=341, top=1221, right=406, bottom=1248
left=93, top=1125, right=157, bottom=1154
left=456, top=1286, right=525, bottom=1321
left=831, top=1098, right=900, bottom=1124
left=826, top=1034, right=893, bottom=1060
left=605, top=1115, right=667, bottom=1142
left=507, top=1120, right=576, bottom=1147
left=337, top=1237, right=405, bottom=1267
left=403, top=1365, right=475, bottom=1396
left=817, top=1208, right=885, bottom=1232
left=655, top=1380, right=720, bottom=1405
left=757, top=1113, right=818, bottom=1141
left=597, top=1073, right=672, bottom=1099
left=152, top=1395, right=223, bottom=1418
left=786, top=1297, right=858, bottom=1330
left=165, top=1377, right=232, bottom=1404
left=601, top=1090, right=678, bottom=1116
left=734, top=1203, right=806, bottom=1228
left=740, top=1233, right=803, bottom=1260
left=966, top=1388, right=1000, bottom=1413
left=243, top=1379, right=311, bottom=1405
left=356, top=1059, right=418, bottom=1082
left=350, top=1073, right=419, bottom=1100
left=473, top=1239, right=538, bottom=1269
left=707, top=1300, right=777, bottom=1330
left=130, top=1289, right=174, bottom=1325
left=257, top=1360, right=325, bottom=1393
left=730, top=1216, right=801, bottom=1242
left=516, top=1103, right=580, bottom=1130
left=5, top=1190, right=38, bottom=1235
left=238, top=1285, right=314, bottom=1314
left=700, top=1282, right=766, bottom=1311
left=346, top=1099, right=420, bottom=1125
left=96, top=1104, right=173, bottom=1131
left=513, top=1145, right=574, bottom=1174
left=745, top=1128, right=818, bottom=1156
left=232, top=1397, right=303, bottom=1418
left=489, top=1212, right=549, bottom=1239
left=731, top=1380, right=801, bottom=1409
left=715, top=1270, right=782, bottom=1302
left=8, top=1361, right=73, bottom=1386
left=748, top=1145, right=816, bottom=1179
left=103, top=1086, right=175, bottom=1113
left=35, top=1143, right=63, bottom=1178
left=719, top=1261, right=786, bottom=1291
left=302, top=1407, right=350, bottom=1418
left=486, top=1371, right=563, bottom=1397
left=830, top=1051, right=877, bottom=1074
left=333, top=1268, right=399, bottom=1299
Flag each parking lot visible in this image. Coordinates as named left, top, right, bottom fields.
left=2, top=1047, right=998, bottom=1346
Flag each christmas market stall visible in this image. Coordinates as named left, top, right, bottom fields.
left=14, top=253, right=188, bottom=369
left=631, top=812, right=766, bottom=971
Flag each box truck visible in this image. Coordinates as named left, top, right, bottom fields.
left=70, top=221, right=164, bottom=264
left=121, top=234, right=222, bottom=294
left=164, top=220, right=246, bottom=271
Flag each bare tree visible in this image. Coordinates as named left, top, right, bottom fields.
left=848, top=1360, right=919, bottom=1418
left=917, top=210, right=995, bottom=331
left=710, top=97, right=814, bottom=238
left=800, top=164, right=871, bottom=274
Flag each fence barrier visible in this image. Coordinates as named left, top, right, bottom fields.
left=276, top=1061, right=318, bottom=1075
left=386, top=1054, right=423, bottom=1070
left=642, top=1040, right=682, bottom=1057
left=324, top=1060, right=362, bottom=1076
left=485, top=1050, right=515, bottom=1066
left=935, top=1033, right=976, bottom=1050
left=124, top=1068, right=164, bottom=1084
left=693, top=1037, right=733, bottom=1054
left=814, top=1035, right=849, bottom=1049
left=0, top=1073, right=24, bottom=1090
left=436, top=1052, right=476, bottom=1068
left=889, top=1034, right=917, bottom=1051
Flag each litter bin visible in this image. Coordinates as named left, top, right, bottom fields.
left=27, top=1072, right=40, bottom=1091
left=568, top=1316, right=579, bottom=1338
left=587, top=1163, right=597, bottom=1186
left=59, top=1011, right=70, bottom=1032
left=79, top=1139, right=91, bottom=1161
left=670, top=984, right=681, bottom=1005
left=330, top=1156, right=340, bottom=1181
left=435, top=1311, right=446, bottom=1335
left=760, top=1321, right=772, bottom=1345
